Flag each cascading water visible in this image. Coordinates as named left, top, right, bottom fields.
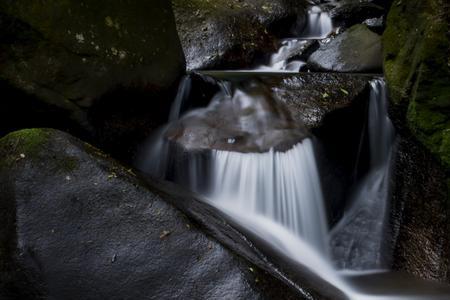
left=298, top=6, right=333, bottom=39
left=208, top=140, right=328, bottom=253
left=258, top=6, right=332, bottom=72
left=138, top=74, right=450, bottom=299
left=330, top=79, right=395, bottom=271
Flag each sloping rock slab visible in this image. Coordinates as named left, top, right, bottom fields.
left=0, top=128, right=302, bottom=300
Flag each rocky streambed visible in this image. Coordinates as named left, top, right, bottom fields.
left=0, top=0, right=449, bottom=299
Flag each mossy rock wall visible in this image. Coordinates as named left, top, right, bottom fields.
left=383, top=0, right=450, bottom=281
left=383, top=0, right=450, bottom=172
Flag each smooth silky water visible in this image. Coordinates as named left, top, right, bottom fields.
left=137, top=4, right=450, bottom=298
left=137, top=76, right=450, bottom=299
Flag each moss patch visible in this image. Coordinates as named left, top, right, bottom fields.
left=0, top=128, right=79, bottom=173
left=0, top=128, right=51, bottom=159
left=383, top=0, right=450, bottom=172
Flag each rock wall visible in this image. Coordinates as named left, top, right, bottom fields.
left=383, top=0, right=450, bottom=282
left=0, top=0, right=185, bottom=158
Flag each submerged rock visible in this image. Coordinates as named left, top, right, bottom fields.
left=166, top=80, right=309, bottom=153
left=307, top=24, right=382, bottom=73
left=173, top=0, right=307, bottom=71
left=0, top=0, right=185, bottom=157
left=0, top=128, right=305, bottom=300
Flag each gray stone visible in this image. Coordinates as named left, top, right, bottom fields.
left=307, top=24, right=382, bottom=73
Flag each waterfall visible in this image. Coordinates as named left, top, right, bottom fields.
left=137, top=75, right=450, bottom=299
left=298, top=6, right=333, bottom=39
left=207, top=139, right=328, bottom=253
left=257, top=6, right=332, bottom=72
left=330, top=79, right=395, bottom=270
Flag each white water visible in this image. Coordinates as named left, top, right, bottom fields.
left=330, top=79, right=395, bottom=270
left=208, top=139, right=328, bottom=253
left=258, top=6, right=332, bottom=72
left=300, top=6, right=333, bottom=39
left=169, top=76, right=191, bottom=122
left=138, top=68, right=450, bottom=298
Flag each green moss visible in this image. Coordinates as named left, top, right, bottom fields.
left=0, top=128, right=80, bottom=174
left=383, top=0, right=450, bottom=172
left=0, top=128, right=51, bottom=157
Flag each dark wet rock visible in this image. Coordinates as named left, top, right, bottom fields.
left=363, top=17, right=385, bottom=34
left=173, top=0, right=307, bottom=71
left=383, top=0, right=450, bottom=172
left=390, top=134, right=450, bottom=282
left=165, top=80, right=308, bottom=153
left=0, top=1, right=185, bottom=158
left=307, top=24, right=382, bottom=73
left=0, top=128, right=304, bottom=300
left=264, top=73, right=370, bottom=128
left=330, top=2, right=386, bottom=29
left=384, top=0, right=450, bottom=282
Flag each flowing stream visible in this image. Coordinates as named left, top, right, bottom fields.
left=139, top=76, right=450, bottom=299
left=137, top=5, right=450, bottom=299
left=258, top=5, right=332, bottom=72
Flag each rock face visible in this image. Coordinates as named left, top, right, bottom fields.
left=390, top=134, right=450, bottom=282
left=173, top=0, right=307, bottom=71
left=307, top=24, right=382, bottom=73
left=383, top=0, right=450, bottom=172
left=383, top=0, right=450, bottom=282
left=329, top=1, right=386, bottom=29
left=0, top=128, right=302, bottom=300
left=0, top=1, right=185, bottom=158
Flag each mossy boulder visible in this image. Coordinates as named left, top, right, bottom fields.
left=0, top=0, right=185, bottom=155
left=0, top=128, right=305, bottom=300
left=172, top=0, right=307, bottom=70
left=383, top=0, right=450, bottom=171
left=307, top=24, right=383, bottom=73
left=383, top=0, right=450, bottom=282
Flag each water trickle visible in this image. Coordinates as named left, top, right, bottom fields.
left=330, top=79, right=396, bottom=270
left=169, top=75, right=192, bottom=122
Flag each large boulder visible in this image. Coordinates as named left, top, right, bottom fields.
left=0, top=128, right=303, bottom=300
left=0, top=1, right=185, bottom=158
left=307, top=24, right=383, bottom=73
left=383, top=0, right=450, bottom=282
left=173, top=0, right=307, bottom=71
